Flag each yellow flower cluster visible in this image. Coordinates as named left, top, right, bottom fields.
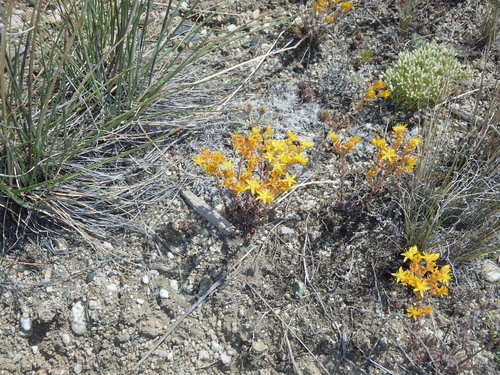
left=366, top=80, right=392, bottom=99
left=353, top=80, right=391, bottom=112
left=327, top=131, right=361, bottom=156
left=366, top=123, right=422, bottom=178
left=313, top=0, right=354, bottom=23
left=392, top=245, right=452, bottom=319
left=193, top=126, right=313, bottom=204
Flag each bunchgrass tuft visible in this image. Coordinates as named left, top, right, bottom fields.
left=0, top=0, right=240, bottom=250
left=399, top=71, right=499, bottom=261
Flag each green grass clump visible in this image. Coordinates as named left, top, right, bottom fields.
left=0, top=0, right=235, bottom=249
left=383, top=43, right=471, bottom=111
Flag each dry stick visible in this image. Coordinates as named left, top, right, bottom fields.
left=217, top=29, right=288, bottom=109
left=247, top=284, right=330, bottom=375
left=283, top=325, right=303, bottom=375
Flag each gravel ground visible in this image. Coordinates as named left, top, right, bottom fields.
left=1, top=1, right=499, bottom=374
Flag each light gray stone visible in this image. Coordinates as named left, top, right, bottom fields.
left=70, top=301, right=87, bottom=335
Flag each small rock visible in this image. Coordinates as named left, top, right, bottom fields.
left=159, top=288, right=169, bottom=299
left=280, top=226, right=295, bottom=235
left=70, top=301, right=87, bottom=335
left=226, top=24, right=237, bottom=32
left=19, top=316, right=32, bottom=334
left=149, top=270, right=159, bottom=278
left=169, top=279, right=179, bottom=292
left=252, top=9, right=260, bottom=20
left=37, top=305, right=56, bottom=324
left=211, top=342, right=222, bottom=353
left=142, top=275, right=150, bottom=284
left=106, top=283, right=119, bottom=293
left=155, top=350, right=169, bottom=359
left=252, top=340, right=268, bottom=353
left=136, top=298, right=145, bottom=305
left=483, top=261, right=500, bottom=283
left=53, top=238, right=68, bottom=251
left=73, top=363, right=83, bottom=374
left=85, top=271, right=96, bottom=283
left=220, top=352, right=232, bottom=365
left=61, top=332, right=71, bottom=345
left=140, top=318, right=162, bottom=338
left=87, top=299, right=99, bottom=310
left=293, top=279, right=307, bottom=298
left=117, top=332, right=130, bottom=343
left=31, top=346, right=39, bottom=354
left=198, top=350, right=210, bottom=361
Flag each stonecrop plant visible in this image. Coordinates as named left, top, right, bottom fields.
left=392, top=245, right=452, bottom=319
left=366, top=123, right=422, bottom=191
left=353, top=80, right=392, bottom=112
left=313, top=0, right=354, bottom=24
left=193, top=126, right=313, bottom=231
left=383, top=43, right=471, bottom=110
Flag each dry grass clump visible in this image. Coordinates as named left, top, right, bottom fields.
left=0, top=0, right=235, bottom=250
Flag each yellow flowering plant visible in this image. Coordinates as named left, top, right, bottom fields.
left=392, top=245, right=452, bottom=319
left=327, top=131, right=361, bottom=200
left=313, top=0, right=354, bottom=24
left=353, top=80, right=392, bottom=112
left=193, top=126, right=313, bottom=232
left=366, top=123, right=422, bottom=192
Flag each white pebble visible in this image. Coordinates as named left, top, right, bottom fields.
left=136, top=298, right=145, bottom=305
left=70, top=301, right=87, bottom=335
left=226, top=24, right=237, bottom=32
left=220, top=352, right=232, bottom=365
left=142, top=275, right=150, bottom=284
left=159, top=289, right=169, bottom=299
left=483, top=261, right=500, bottom=283
left=20, top=316, right=32, bottom=332
left=106, top=283, right=119, bottom=293
left=169, top=279, right=179, bottom=292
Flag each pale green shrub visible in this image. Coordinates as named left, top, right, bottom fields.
left=383, top=43, right=471, bottom=110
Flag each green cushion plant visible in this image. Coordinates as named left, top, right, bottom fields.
left=383, top=43, right=471, bottom=111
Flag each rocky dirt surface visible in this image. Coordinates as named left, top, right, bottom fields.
left=1, top=0, right=499, bottom=374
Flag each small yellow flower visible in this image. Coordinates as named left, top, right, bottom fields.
left=435, top=286, right=448, bottom=297
left=392, top=123, right=407, bottom=136
left=407, top=305, right=432, bottom=319
left=256, top=189, right=274, bottom=204
left=371, top=136, right=387, bottom=148
left=294, top=153, right=309, bottom=166
left=405, top=136, right=422, bottom=151
left=366, top=87, right=377, bottom=99
left=372, top=80, right=386, bottom=89
left=325, top=14, right=335, bottom=23
left=328, top=131, right=340, bottom=143
left=379, top=146, right=398, bottom=163
left=246, top=178, right=261, bottom=195
left=413, top=279, right=431, bottom=297
left=401, top=246, right=419, bottom=262
left=392, top=267, right=409, bottom=284
left=421, top=251, right=439, bottom=263
left=345, top=136, right=361, bottom=151
left=300, top=139, right=314, bottom=149
left=366, top=165, right=379, bottom=177
left=378, top=89, right=392, bottom=98
left=340, top=1, right=353, bottom=11
left=282, top=173, right=297, bottom=188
